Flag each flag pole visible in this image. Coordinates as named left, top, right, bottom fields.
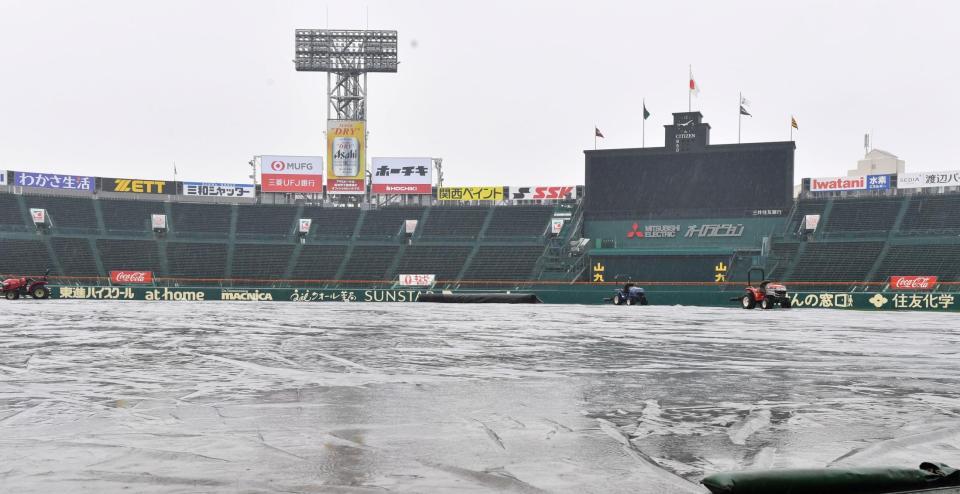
left=738, top=91, right=742, bottom=144
left=594, top=125, right=597, bottom=150
left=642, top=98, right=646, bottom=148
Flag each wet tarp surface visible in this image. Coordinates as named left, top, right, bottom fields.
left=1, top=302, right=959, bottom=492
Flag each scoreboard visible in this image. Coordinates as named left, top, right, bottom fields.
left=584, top=112, right=794, bottom=219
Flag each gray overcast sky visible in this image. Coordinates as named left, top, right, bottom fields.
left=0, top=0, right=956, bottom=185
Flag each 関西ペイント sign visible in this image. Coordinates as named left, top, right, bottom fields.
left=437, top=186, right=504, bottom=201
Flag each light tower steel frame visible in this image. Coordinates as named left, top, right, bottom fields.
left=294, top=29, right=398, bottom=121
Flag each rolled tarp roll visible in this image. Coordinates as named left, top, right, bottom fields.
left=417, top=292, right=542, bottom=304
left=702, top=462, right=960, bottom=494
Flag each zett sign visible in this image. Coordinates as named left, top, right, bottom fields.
left=105, top=178, right=170, bottom=194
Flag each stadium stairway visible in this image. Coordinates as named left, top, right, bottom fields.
left=535, top=201, right=586, bottom=282
left=222, top=207, right=239, bottom=280
left=384, top=242, right=408, bottom=281
left=863, top=197, right=911, bottom=282
left=452, top=207, right=496, bottom=282
left=778, top=197, right=835, bottom=281
left=331, top=210, right=369, bottom=282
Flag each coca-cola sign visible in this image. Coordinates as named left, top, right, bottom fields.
left=110, top=271, right=154, bottom=284
left=889, top=276, right=938, bottom=290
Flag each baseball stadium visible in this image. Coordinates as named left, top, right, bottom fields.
left=1, top=104, right=958, bottom=311
left=4, top=22, right=960, bottom=494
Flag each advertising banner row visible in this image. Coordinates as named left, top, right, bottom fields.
left=2, top=171, right=256, bottom=198
left=807, top=170, right=960, bottom=192
left=3, top=169, right=579, bottom=202
left=48, top=285, right=960, bottom=311
left=435, top=186, right=580, bottom=201
left=259, top=154, right=433, bottom=195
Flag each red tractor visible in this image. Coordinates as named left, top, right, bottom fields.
left=737, top=268, right=790, bottom=309
left=2, top=269, right=51, bottom=300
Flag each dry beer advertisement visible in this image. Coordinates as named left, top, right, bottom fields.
left=326, top=120, right=366, bottom=194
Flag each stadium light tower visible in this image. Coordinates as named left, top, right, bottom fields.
left=294, top=29, right=398, bottom=121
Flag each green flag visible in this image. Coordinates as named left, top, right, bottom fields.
left=643, top=102, right=651, bottom=120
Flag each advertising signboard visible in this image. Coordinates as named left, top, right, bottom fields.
left=404, top=220, right=418, bottom=234
left=326, top=120, right=366, bottom=194
left=551, top=219, right=565, bottom=234
left=151, top=214, right=167, bottom=230
left=889, top=276, right=938, bottom=290
left=809, top=175, right=890, bottom=192
left=510, top=186, right=579, bottom=200
left=298, top=218, right=312, bottom=233
left=397, top=274, right=436, bottom=286
left=110, top=271, right=154, bottom=284
left=29, top=208, right=46, bottom=224
left=371, top=157, right=432, bottom=194
left=183, top=182, right=255, bottom=198
left=260, top=155, right=324, bottom=193
left=101, top=177, right=171, bottom=194
left=13, top=171, right=94, bottom=192
left=625, top=223, right=744, bottom=239
left=897, top=171, right=960, bottom=189
left=437, top=186, right=504, bottom=201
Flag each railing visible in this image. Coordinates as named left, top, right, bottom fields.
left=38, top=275, right=960, bottom=292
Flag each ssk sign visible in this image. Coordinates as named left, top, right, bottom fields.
left=111, top=271, right=154, bottom=284
left=510, top=186, right=579, bottom=200
left=889, top=276, right=938, bottom=290
left=260, top=155, right=323, bottom=193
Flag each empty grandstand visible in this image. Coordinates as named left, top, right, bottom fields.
left=766, top=193, right=960, bottom=286
left=0, top=188, right=561, bottom=288
left=0, top=131, right=960, bottom=290
left=4, top=156, right=960, bottom=293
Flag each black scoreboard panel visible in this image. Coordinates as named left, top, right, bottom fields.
left=584, top=143, right=794, bottom=219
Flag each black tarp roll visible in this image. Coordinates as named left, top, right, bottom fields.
left=701, top=462, right=960, bottom=494
left=417, top=293, right=542, bottom=304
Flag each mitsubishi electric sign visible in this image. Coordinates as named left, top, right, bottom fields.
left=260, top=155, right=323, bottom=193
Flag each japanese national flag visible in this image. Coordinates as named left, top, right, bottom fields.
left=689, top=73, right=700, bottom=97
